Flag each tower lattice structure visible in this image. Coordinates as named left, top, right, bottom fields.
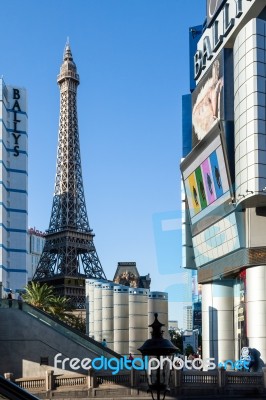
left=33, top=44, right=106, bottom=308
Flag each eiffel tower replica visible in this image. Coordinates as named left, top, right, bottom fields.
left=33, top=43, right=106, bottom=308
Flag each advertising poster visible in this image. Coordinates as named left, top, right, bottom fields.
left=181, top=125, right=233, bottom=233
left=184, top=142, right=229, bottom=219
left=192, top=49, right=234, bottom=149
left=192, top=52, right=224, bottom=147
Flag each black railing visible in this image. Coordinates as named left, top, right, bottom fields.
left=0, top=375, right=40, bottom=400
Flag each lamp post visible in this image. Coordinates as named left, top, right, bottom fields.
left=138, top=313, right=179, bottom=400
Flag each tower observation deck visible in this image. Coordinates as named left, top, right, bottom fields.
left=33, top=44, right=106, bottom=308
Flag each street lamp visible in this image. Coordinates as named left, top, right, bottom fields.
left=138, top=313, right=179, bottom=400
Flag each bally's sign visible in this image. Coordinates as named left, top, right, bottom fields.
left=194, top=0, right=261, bottom=82
left=11, top=88, right=23, bottom=157
left=207, top=0, right=227, bottom=27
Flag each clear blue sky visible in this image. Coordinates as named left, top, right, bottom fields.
left=1, top=0, right=206, bottom=323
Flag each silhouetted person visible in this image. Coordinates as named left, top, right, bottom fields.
left=128, top=353, right=134, bottom=366
left=18, top=293, right=23, bottom=310
left=7, top=291, right=13, bottom=308
left=249, top=348, right=264, bottom=372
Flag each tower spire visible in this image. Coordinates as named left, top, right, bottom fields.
left=33, top=44, right=106, bottom=308
left=63, top=38, right=73, bottom=62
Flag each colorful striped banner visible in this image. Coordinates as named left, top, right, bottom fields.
left=187, top=172, right=201, bottom=215
left=195, top=166, right=207, bottom=210
left=201, top=158, right=216, bottom=204
left=209, top=149, right=224, bottom=198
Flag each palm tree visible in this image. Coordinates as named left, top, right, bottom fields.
left=23, top=282, right=86, bottom=333
left=23, top=282, right=86, bottom=332
left=23, top=282, right=54, bottom=311
left=49, top=295, right=73, bottom=320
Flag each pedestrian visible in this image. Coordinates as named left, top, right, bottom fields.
left=128, top=353, right=134, bottom=366
left=7, top=290, right=13, bottom=308
left=248, top=349, right=255, bottom=372
left=240, top=347, right=251, bottom=371
left=101, top=338, right=107, bottom=347
left=193, top=353, right=199, bottom=368
left=17, top=293, right=23, bottom=310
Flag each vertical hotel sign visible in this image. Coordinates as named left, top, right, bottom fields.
left=11, top=88, right=23, bottom=157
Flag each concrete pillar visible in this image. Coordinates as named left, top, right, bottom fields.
left=233, top=280, right=241, bottom=360
left=102, top=282, right=116, bottom=350
left=4, top=373, right=14, bottom=382
left=202, top=283, right=211, bottom=361
left=88, top=369, right=96, bottom=389
left=93, top=281, right=103, bottom=342
left=262, top=367, right=266, bottom=389
left=246, top=266, right=266, bottom=364
left=148, top=292, right=169, bottom=338
left=45, top=370, right=54, bottom=391
left=86, top=279, right=97, bottom=338
left=218, top=367, right=225, bottom=388
left=202, top=280, right=234, bottom=364
left=128, top=288, right=149, bottom=355
left=85, top=279, right=90, bottom=335
left=113, top=285, right=129, bottom=355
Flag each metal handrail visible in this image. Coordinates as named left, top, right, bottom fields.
left=0, top=374, right=40, bottom=400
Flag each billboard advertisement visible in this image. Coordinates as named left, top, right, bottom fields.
left=181, top=125, right=231, bottom=230
left=185, top=143, right=228, bottom=218
left=191, top=49, right=234, bottom=150
left=192, top=52, right=224, bottom=147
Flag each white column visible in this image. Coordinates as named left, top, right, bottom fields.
left=246, top=266, right=266, bottom=363
left=129, top=288, right=149, bottom=355
left=102, top=282, right=116, bottom=350
left=113, top=286, right=129, bottom=355
left=85, top=279, right=90, bottom=335
left=234, top=19, right=266, bottom=200
left=202, top=280, right=234, bottom=364
left=93, top=281, right=104, bottom=342
left=233, top=280, right=241, bottom=360
left=148, top=292, right=169, bottom=338
left=86, top=279, right=98, bottom=338
left=202, top=283, right=212, bottom=360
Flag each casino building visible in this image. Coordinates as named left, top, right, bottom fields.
left=27, top=227, right=45, bottom=282
left=0, top=78, right=28, bottom=296
left=181, top=0, right=266, bottom=364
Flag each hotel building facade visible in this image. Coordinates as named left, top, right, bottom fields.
left=181, top=0, right=266, bottom=366
left=0, top=78, right=28, bottom=296
left=27, top=227, right=45, bottom=282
